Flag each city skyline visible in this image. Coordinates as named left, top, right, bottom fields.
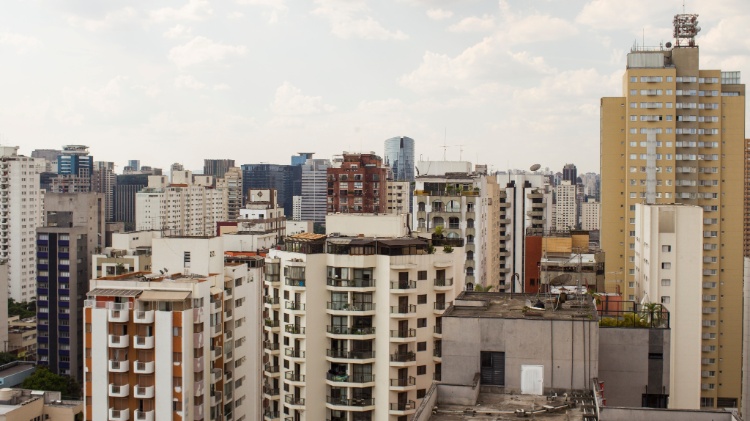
left=2, top=1, right=748, bottom=173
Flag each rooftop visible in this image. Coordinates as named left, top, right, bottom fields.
left=430, top=392, right=592, bottom=421
left=445, top=292, right=598, bottom=321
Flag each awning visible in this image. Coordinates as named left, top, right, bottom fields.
left=139, top=290, right=191, bottom=301
left=210, top=287, right=223, bottom=295
left=87, top=288, right=142, bottom=297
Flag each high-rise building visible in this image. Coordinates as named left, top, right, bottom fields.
left=327, top=153, right=387, bottom=214
left=291, top=152, right=314, bottom=167
left=135, top=170, right=226, bottom=236
left=36, top=192, right=105, bottom=381
left=384, top=136, right=415, bottom=183
left=204, top=159, right=236, bottom=180
left=92, top=161, right=116, bottom=222
left=52, top=145, right=93, bottom=193
left=126, top=159, right=140, bottom=172
left=237, top=189, right=286, bottom=244
left=31, top=149, right=61, bottom=173
left=562, top=163, right=577, bottom=183
left=581, top=199, right=601, bottom=231
left=241, top=164, right=300, bottom=219
left=385, top=180, right=410, bottom=215
left=554, top=180, right=578, bottom=231
left=217, top=167, right=244, bottom=220
left=300, top=157, right=330, bottom=224
left=84, top=236, right=262, bottom=421
left=634, top=203, right=703, bottom=408
left=0, top=146, right=44, bottom=302
left=113, top=172, right=152, bottom=231
left=261, top=214, right=465, bottom=421
left=600, top=14, right=745, bottom=408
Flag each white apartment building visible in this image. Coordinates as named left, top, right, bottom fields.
left=238, top=189, right=286, bottom=244
left=581, top=199, right=601, bottom=231
left=385, top=181, right=410, bottom=215
left=300, top=158, right=330, bottom=224
left=262, top=214, right=465, bottom=421
left=0, top=146, right=44, bottom=302
left=217, top=167, right=243, bottom=221
left=634, top=203, right=703, bottom=409
left=555, top=180, right=578, bottom=231
left=496, top=171, right=554, bottom=292
left=135, top=169, right=226, bottom=236
left=91, top=231, right=160, bottom=278
left=84, top=236, right=262, bottom=421
left=292, top=196, right=302, bottom=221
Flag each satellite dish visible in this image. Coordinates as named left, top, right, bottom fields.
left=549, top=273, right=572, bottom=286
left=530, top=164, right=541, bottom=172
left=665, top=41, right=672, bottom=49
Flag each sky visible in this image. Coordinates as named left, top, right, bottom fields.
left=1, top=0, right=749, bottom=174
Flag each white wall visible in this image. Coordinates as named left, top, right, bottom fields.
left=326, top=213, right=409, bottom=237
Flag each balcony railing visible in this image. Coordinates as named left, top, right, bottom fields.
left=263, top=341, right=280, bottom=351
left=264, top=296, right=280, bottom=305
left=264, top=319, right=280, bottom=328
left=390, top=305, right=416, bottom=314
left=434, top=278, right=454, bottom=287
left=390, top=376, right=416, bottom=387
left=327, top=302, right=375, bottom=311
left=284, top=395, right=305, bottom=406
left=434, top=302, right=451, bottom=311
left=326, top=372, right=375, bottom=383
left=285, top=348, right=304, bottom=358
left=284, top=372, right=305, bottom=382
left=390, top=281, right=416, bottom=290
left=326, top=349, right=376, bottom=359
left=285, top=301, right=304, bottom=311
left=285, top=324, right=305, bottom=335
left=326, top=278, right=375, bottom=288
left=327, top=326, right=375, bottom=335
left=326, top=396, right=375, bottom=407
left=390, top=352, right=416, bottom=362
left=390, top=401, right=416, bottom=411
left=390, top=329, right=416, bottom=338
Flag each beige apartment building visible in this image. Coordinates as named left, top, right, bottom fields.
left=601, top=15, right=745, bottom=409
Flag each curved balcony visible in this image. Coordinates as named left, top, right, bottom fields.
left=389, top=400, right=416, bottom=416
left=109, top=360, right=129, bottom=373
left=390, top=305, right=417, bottom=318
left=285, top=279, right=306, bottom=290
left=285, top=301, right=305, bottom=313
left=284, top=324, right=305, bottom=336
left=133, top=385, right=154, bottom=399
left=434, top=301, right=452, bottom=314
left=264, top=319, right=280, bottom=333
left=284, top=371, right=305, bottom=385
left=326, top=396, right=376, bottom=412
left=108, top=335, right=128, bottom=348
left=264, top=274, right=280, bottom=287
left=326, top=349, right=376, bottom=363
left=263, top=411, right=280, bottom=421
left=285, top=347, right=305, bottom=360
left=263, top=341, right=280, bottom=355
left=326, top=326, right=376, bottom=340
left=433, top=325, right=443, bottom=338
left=390, top=329, right=417, bottom=342
left=327, top=302, right=376, bottom=315
left=264, top=296, right=280, bottom=309
left=133, top=410, right=154, bottom=421
left=390, top=352, right=417, bottom=367
left=108, top=408, right=129, bottom=421
left=264, top=364, right=280, bottom=377
left=326, top=278, right=376, bottom=291
left=433, top=278, right=454, bottom=291
left=134, top=360, right=154, bottom=374
left=390, top=281, right=416, bottom=293
left=284, top=395, right=305, bottom=409
left=108, top=384, right=129, bottom=397
left=135, top=310, right=155, bottom=324
left=263, top=386, right=280, bottom=398
left=325, top=373, right=376, bottom=387
left=389, top=376, right=417, bottom=391
left=134, top=335, right=154, bottom=350
left=109, top=309, right=129, bottom=323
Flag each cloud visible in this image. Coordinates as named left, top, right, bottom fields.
left=237, top=0, right=288, bottom=24
left=174, top=75, right=206, bottom=90
left=426, top=8, right=453, bottom=21
left=163, top=24, right=193, bottom=39
left=0, top=32, right=40, bottom=52
left=168, top=36, right=247, bottom=67
left=271, top=82, right=335, bottom=115
left=448, top=14, right=495, bottom=33
left=150, top=0, right=213, bottom=22
left=576, top=0, right=673, bottom=31
left=55, top=76, right=127, bottom=125
left=312, top=0, right=408, bottom=40
left=65, top=7, right=138, bottom=31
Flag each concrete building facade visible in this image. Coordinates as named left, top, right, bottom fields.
left=581, top=199, right=601, bottom=231
left=555, top=180, right=578, bottom=231
left=327, top=153, right=388, bottom=214
left=600, top=18, right=745, bottom=408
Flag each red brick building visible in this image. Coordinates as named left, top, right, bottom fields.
left=327, top=153, right=387, bottom=214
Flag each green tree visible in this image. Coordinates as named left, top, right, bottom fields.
left=473, top=284, right=494, bottom=292
left=8, top=299, right=35, bottom=319
left=0, top=353, right=18, bottom=365
left=21, top=367, right=82, bottom=399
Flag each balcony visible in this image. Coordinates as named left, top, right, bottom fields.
left=390, top=304, right=417, bottom=317
left=133, top=335, right=154, bottom=350
left=389, top=400, right=416, bottom=415
left=284, top=371, right=305, bottom=383
left=326, top=372, right=375, bottom=385
left=390, top=376, right=416, bottom=390
left=211, top=322, right=222, bottom=337
left=134, top=360, right=155, bottom=374
left=194, top=356, right=204, bottom=372
left=109, top=384, right=129, bottom=397
left=264, top=319, right=280, bottom=332
left=264, top=364, right=280, bottom=376
left=211, top=300, right=222, bottom=314
left=390, top=329, right=417, bottom=342
left=264, top=411, right=280, bottom=421
left=285, top=348, right=305, bottom=359
left=264, top=296, right=280, bottom=308
left=390, top=352, right=417, bottom=366
left=109, top=309, right=129, bottom=323
left=434, top=301, right=452, bottom=313
left=109, top=360, right=129, bottom=373
left=285, top=324, right=305, bottom=336
left=263, top=386, right=280, bottom=397
left=108, top=408, right=130, bottom=421
left=211, top=390, right=222, bottom=406
left=327, top=302, right=375, bottom=314
left=135, top=310, right=155, bottom=324
left=326, top=278, right=376, bottom=290
left=212, top=346, right=223, bottom=360
left=264, top=341, right=280, bottom=353
left=390, top=280, right=416, bottom=292
left=285, top=279, right=306, bottom=289
left=194, top=380, right=204, bottom=396
left=284, top=395, right=305, bottom=407
left=326, top=326, right=376, bottom=339
left=134, top=385, right=154, bottom=399
left=194, top=404, right=204, bottom=421
left=133, top=410, right=154, bottom=421
left=285, top=301, right=305, bottom=312
left=326, top=396, right=375, bottom=410
left=108, top=335, right=129, bottom=348
left=264, top=274, right=280, bottom=286
left=433, top=278, right=453, bottom=290
left=434, top=325, right=443, bottom=337
left=224, top=309, right=233, bottom=321
left=326, top=349, right=376, bottom=361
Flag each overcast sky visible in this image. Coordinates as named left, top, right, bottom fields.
left=1, top=0, right=747, bottom=174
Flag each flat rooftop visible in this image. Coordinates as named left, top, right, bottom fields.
left=444, top=292, right=597, bottom=321
left=430, top=392, right=591, bottom=420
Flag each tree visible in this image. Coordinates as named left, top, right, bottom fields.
left=0, top=353, right=18, bottom=365
left=21, top=367, right=82, bottom=399
left=473, top=284, right=494, bottom=292
left=8, top=299, right=35, bottom=319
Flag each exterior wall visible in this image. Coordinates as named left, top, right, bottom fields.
left=385, top=181, right=410, bottom=215
left=327, top=153, right=388, bottom=214
left=151, top=236, right=224, bottom=275
left=300, top=159, right=330, bottom=223
left=555, top=181, right=578, bottom=231
left=582, top=200, right=601, bottom=231
left=327, top=213, right=408, bottom=238
left=287, top=220, right=313, bottom=235
left=523, top=236, right=543, bottom=293
left=384, top=137, right=415, bottom=182
left=600, top=407, right=739, bottom=421
left=601, top=46, right=745, bottom=407
left=598, top=328, right=670, bottom=407
left=442, top=316, right=599, bottom=392
left=634, top=204, right=702, bottom=409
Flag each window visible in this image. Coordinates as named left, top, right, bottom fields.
left=661, top=296, right=670, bottom=304
left=480, top=351, right=505, bottom=385
left=417, top=342, right=427, bottom=351
left=417, top=389, right=426, bottom=399
left=417, top=271, right=427, bottom=280
left=417, top=365, right=427, bottom=375
left=417, top=318, right=427, bottom=328
left=417, top=295, right=427, bottom=304
left=661, top=279, right=671, bottom=286
left=661, top=262, right=671, bottom=269
left=661, top=245, right=671, bottom=252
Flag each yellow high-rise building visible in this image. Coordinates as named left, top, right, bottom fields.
left=601, top=14, right=745, bottom=409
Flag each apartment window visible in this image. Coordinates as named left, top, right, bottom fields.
left=417, top=271, right=427, bottom=280
left=417, top=295, right=427, bottom=304
left=661, top=279, right=671, bottom=286
left=661, top=263, right=671, bottom=269
left=417, top=318, right=427, bottom=328
left=173, top=327, right=181, bottom=336
left=662, top=245, right=671, bottom=252
left=417, top=389, right=427, bottom=399
left=417, top=342, right=427, bottom=352
left=661, top=296, right=670, bottom=304
left=417, top=366, right=427, bottom=375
